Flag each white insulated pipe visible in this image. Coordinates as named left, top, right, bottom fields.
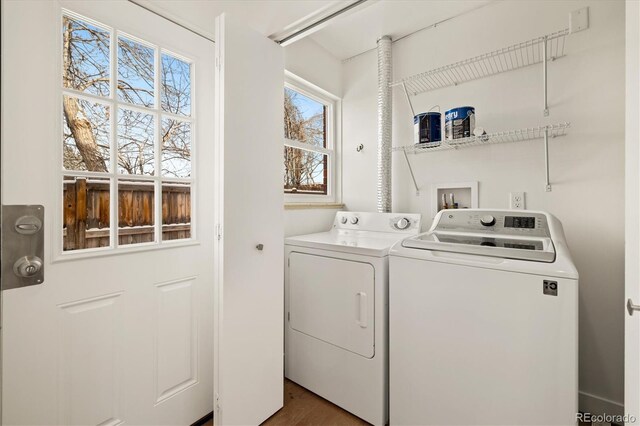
left=376, top=35, right=392, bottom=213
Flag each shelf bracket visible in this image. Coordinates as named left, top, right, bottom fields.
left=402, top=149, right=420, bottom=196
left=544, top=128, right=552, bottom=192
left=543, top=36, right=549, bottom=117
left=401, top=82, right=416, bottom=118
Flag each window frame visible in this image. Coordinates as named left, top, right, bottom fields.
left=284, top=72, right=341, bottom=205
left=55, top=9, right=198, bottom=261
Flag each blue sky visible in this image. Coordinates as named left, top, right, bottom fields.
left=286, top=87, right=323, bottom=120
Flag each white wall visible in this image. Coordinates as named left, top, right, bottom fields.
left=285, top=37, right=342, bottom=100
left=342, top=0, right=625, bottom=415
left=284, top=37, right=344, bottom=237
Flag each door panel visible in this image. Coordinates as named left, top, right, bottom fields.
left=214, top=14, right=284, bottom=426
left=289, top=252, right=375, bottom=358
left=1, top=1, right=214, bottom=424
left=155, top=278, right=197, bottom=404
left=58, top=292, right=124, bottom=426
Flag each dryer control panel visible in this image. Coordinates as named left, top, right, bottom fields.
left=334, top=211, right=422, bottom=234
left=434, top=210, right=551, bottom=238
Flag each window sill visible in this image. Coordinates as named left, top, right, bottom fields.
left=284, top=203, right=345, bottom=210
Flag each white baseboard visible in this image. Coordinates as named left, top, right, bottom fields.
left=579, top=390, right=624, bottom=418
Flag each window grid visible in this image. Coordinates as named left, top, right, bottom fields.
left=61, top=10, right=195, bottom=254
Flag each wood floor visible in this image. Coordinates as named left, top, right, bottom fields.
left=262, top=379, right=369, bottom=426
left=202, top=379, right=369, bottom=426
left=202, top=380, right=592, bottom=426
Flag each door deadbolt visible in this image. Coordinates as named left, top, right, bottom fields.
left=15, top=215, right=42, bottom=235
left=2, top=205, right=45, bottom=290
left=13, top=256, right=43, bottom=279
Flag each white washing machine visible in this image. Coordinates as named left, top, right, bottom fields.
left=389, top=209, right=578, bottom=426
left=285, top=211, right=422, bottom=425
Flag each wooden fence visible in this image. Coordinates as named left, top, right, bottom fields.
left=63, top=177, right=191, bottom=251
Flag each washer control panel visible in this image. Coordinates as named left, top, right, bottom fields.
left=434, top=210, right=550, bottom=238
left=333, top=211, right=422, bottom=233
left=504, top=215, right=536, bottom=229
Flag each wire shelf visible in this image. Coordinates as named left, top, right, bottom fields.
left=390, top=29, right=569, bottom=95
left=393, top=123, right=570, bottom=155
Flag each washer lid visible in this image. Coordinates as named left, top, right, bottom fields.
left=401, top=231, right=556, bottom=263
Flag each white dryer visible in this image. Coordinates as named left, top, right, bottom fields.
left=285, top=211, right=422, bottom=425
left=389, top=209, right=578, bottom=425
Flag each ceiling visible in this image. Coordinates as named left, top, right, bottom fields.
left=132, top=0, right=491, bottom=60
left=309, top=0, right=493, bottom=60
left=132, top=0, right=349, bottom=41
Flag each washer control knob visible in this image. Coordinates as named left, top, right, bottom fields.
left=395, top=217, right=411, bottom=230
left=350, top=217, right=359, bottom=225
left=480, top=215, right=496, bottom=227
left=340, top=216, right=348, bottom=224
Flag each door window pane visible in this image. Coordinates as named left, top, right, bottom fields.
left=284, top=88, right=326, bottom=148
left=162, top=182, right=191, bottom=241
left=117, top=36, right=155, bottom=107
left=283, top=147, right=328, bottom=195
left=161, top=53, right=191, bottom=116
left=118, top=179, right=155, bottom=245
left=63, top=175, right=110, bottom=251
left=62, top=16, right=110, bottom=97
left=117, top=108, right=155, bottom=175
left=63, top=96, right=110, bottom=172
left=161, top=118, right=191, bottom=178
left=60, top=11, right=196, bottom=253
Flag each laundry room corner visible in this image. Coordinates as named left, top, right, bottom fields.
left=2, top=0, right=636, bottom=424
left=341, top=0, right=626, bottom=417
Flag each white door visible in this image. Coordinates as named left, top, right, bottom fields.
left=626, top=0, right=640, bottom=422
left=214, top=14, right=285, bottom=426
left=1, top=1, right=215, bottom=424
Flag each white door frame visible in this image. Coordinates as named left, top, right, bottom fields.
left=0, top=0, right=4, bottom=418
left=626, top=0, right=640, bottom=422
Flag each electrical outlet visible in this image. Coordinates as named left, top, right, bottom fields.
left=510, top=192, right=525, bottom=210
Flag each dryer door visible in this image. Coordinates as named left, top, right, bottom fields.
left=289, top=252, right=375, bottom=358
